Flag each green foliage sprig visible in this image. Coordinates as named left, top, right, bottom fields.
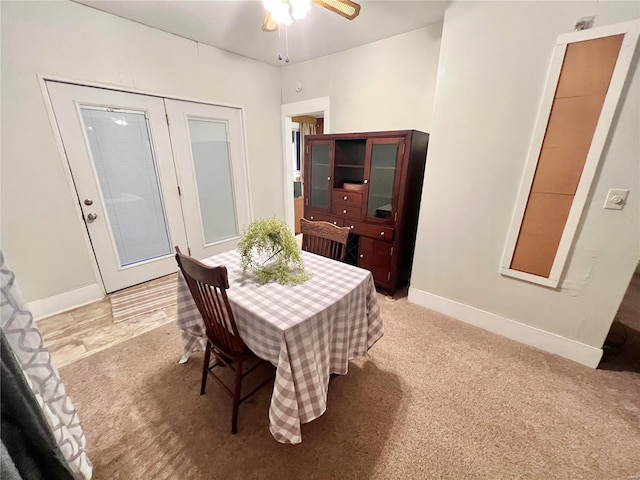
left=238, top=217, right=310, bottom=285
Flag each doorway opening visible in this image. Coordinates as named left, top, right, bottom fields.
left=281, top=97, right=330, bottom=234
left=291, top=115, right=324, bottom=234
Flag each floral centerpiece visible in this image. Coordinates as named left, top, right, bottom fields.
left=238, top=217, right=310, bottom=285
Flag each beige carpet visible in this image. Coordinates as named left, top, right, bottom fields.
left=59, top=296, right=640, bottom=479
left=110, top=273, right=177, bottom=324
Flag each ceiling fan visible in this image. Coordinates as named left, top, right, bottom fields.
left=262, top=0, right=361, bottom=32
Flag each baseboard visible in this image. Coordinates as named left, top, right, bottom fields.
left=407, top=287, right=603, bottom=368
left=28, top=284, right=104, bottom=321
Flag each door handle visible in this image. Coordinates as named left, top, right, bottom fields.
left=86, top=213, right=98, bottom=222
left=84, top=198, right=93, bottom=206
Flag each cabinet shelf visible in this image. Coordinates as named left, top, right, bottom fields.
left=335, top=164, right=365, bottom=168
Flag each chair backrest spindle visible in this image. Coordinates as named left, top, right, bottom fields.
left=175, top=247, right=247, bottom=358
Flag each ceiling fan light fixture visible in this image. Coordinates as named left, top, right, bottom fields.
left=263, top=0, right=293, bottom=25
left=264, top=0, right=312, bottom=25
left=261, top=0, right=361, bottom=64
left=290, top=0, right=312, bottom=20
left=268, top=2, right=293, bottom=25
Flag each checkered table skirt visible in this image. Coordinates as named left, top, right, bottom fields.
left=175, top=249, right=383, bottom=444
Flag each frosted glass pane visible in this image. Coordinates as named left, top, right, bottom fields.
left=367, top=144, right=398, bottom=218
left=188, top=119, right=238, bottom=244
left=81, top=108, right=172, bottom=267
left=310, top=144, right=330, bottom=208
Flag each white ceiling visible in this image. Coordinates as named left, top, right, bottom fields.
left=73, top=0, right=448, bottom=66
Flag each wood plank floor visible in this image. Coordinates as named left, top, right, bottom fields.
left=38, top=275, right=177, bottom=368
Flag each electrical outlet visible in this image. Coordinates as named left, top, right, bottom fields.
left=603, top=189, right=629, bottom=210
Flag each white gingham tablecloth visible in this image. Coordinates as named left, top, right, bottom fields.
left=175, top=249, right=383, bottom=444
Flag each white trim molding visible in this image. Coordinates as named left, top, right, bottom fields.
left=500, top=19, right=640, bottom=288
left=407, top=287, right=603, bottom=368
left=28, top=283, right=104, bottom=321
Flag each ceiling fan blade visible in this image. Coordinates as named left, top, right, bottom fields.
left=262, top=13, right=279, bottom=32
left=312, top=0, right=361, bottom=20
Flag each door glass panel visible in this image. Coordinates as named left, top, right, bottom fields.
left=188, top=119, right=238, bottom=244
left=367, top=143, right=399, bottom=219
left=310, top=144, right=330, bottom=208
left=81, top=107, right=172, bottom=267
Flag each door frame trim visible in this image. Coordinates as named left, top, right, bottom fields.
left=38, top=74, right=255, bottom=295
left=281, top=97, right=331, bottom=232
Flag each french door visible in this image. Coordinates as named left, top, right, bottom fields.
left=164, top=99, right=250, bottom=259
left=47, top=82, right=250, bottom=293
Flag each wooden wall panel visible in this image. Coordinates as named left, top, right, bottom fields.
left=543, top=94, right=606, bottom=148
left=510, top=232, right=563, bottom=278
left=531, top=145, right=590, bottom=194
left=555, top=35, right=624, bottom=98
left=511, top=193, right=574, bottom=277
left=518, top=193, right=575, bottom=237
left=510, top=34, right=623, bottom=277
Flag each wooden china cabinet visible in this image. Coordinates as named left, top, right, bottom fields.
left=303, top=130, right=429, bottom=294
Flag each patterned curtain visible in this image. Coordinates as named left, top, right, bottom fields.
left=0, top=251, right=92, bottom=479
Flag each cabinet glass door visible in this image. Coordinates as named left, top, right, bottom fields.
left=365, top=138, right=404, bottom=221
left=307, top=141, right=332, bottom=211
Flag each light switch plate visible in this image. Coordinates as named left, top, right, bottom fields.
left=603, top=189, right=629, bottom=210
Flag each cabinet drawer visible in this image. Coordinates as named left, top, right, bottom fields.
left=357, top=237, right=392, bottom=285
left=331, top=204, right=362, bottom=220
left=344, top=220, right=394, bottom=242
left=305, top=212, right=343, bottom=226
left=332, top=190, right=362, bottom=207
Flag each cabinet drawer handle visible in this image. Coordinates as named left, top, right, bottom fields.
left=343, top=209, right=347, bottom=214
left=350, top=225, right=354, bottom=229
left=359, top=254, right=364, bottom=258
left=333, top=222, right=337, bottom=225
left=364, top=179, right=368, bottom=184
left=380, top=231, right=385, bottom=236
left=343, top=195, right=348, bottom=200
left=310, top=216, right=314, bottom=220
left=327, top=176, right=331, bottom=181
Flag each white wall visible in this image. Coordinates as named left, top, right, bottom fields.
left=410, top=1, right=640, bottom=363
left=280, top=24, right=443, bottom=133
left=0, top=1, right=283, bottom=304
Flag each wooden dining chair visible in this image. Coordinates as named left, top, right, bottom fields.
left=174, top=247, right=273, bottom=434
left=300, top=218, right=350, bottom=262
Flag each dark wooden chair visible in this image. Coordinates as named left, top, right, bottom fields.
left=174, top=246, right=273, bottom=434
left=300, top=218, right=350, bottom=262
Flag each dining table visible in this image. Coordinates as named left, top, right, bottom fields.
left=175, top=248, right=383, bottom=444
